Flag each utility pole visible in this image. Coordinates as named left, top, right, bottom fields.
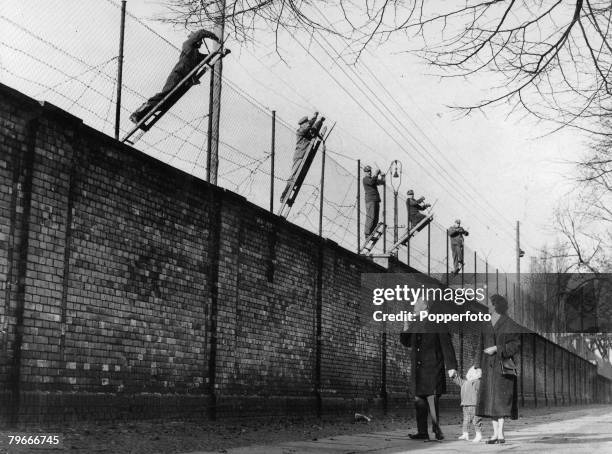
left=114, top=0, right=126, bottom=140
left=516, top=221, right=525, bottom=324
left=206, top=0, right=226, bottom=184
left=516, top=221, right=520, bottom=275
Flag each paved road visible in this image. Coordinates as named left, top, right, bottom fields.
left=186, top=406, right=612, bottom=454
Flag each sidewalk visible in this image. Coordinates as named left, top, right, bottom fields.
left=185, top=406, right=612, bottom=454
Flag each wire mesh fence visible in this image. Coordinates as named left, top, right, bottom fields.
left=2, top=0, right=516, bottom=303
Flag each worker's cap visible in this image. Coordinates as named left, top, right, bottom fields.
left=298, top=116, right=309, bottom=124
left=455, top=219, right=461, bottom=224
left=407, top=189, right=414, bottom=195
left=363, top=165, right=372, bottom=172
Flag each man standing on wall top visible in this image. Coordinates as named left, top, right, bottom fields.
left=280, top=112, right=325, bottom=202
left=130, top=29, right=220, bottom=123
left=448, top=219, right=469, bottom=275
left=362, top=165, right=385, bottom=238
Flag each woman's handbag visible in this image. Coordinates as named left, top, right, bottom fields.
left=500, top=357, right=517, bottom=376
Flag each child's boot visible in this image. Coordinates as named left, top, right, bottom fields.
left=458, top=432, right=469, bottom=440
left=472, top=431, right=482, bottom=443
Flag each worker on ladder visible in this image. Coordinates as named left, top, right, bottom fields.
left=280, top=112, right=325, bottom=202
left=363, top=165, right=385, bottom=239
left=130, top=29, right=220, bottom=123
left=406, top=190, right=431, bottom=229
left=448, top=219, right=469, bottom=274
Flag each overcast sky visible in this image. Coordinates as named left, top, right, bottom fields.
left=1, top=0, right=588, bottom=272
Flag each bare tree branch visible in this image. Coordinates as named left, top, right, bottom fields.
left=159, top=1, right=612, bottom=132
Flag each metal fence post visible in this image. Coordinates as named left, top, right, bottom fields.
left=269, top=110, right=275, bottom=212
left=574, top=355, right=578, bottom=405
left=485, top=261, right=488, bottom=300
left=474, top=251, right=477, bottom=291
left=114, top=0, right=126, bottom=140
left=513, top=283, right=516, bottom=322
left=544, top=339, right=548, bottom=406
left=445, top=229, right=449, bottom=285
left=427, top=222, right=431, bottom=276
left=406, top=199, right=410, bottom=266
left=461, top=251, right=464, bottom=286
left=206, top=0, right=226, bottom=185
left=318, top=142, right=326, bottom=237
left=533, top=334, right=537, bottom=407
left=505, top=274, right=508, bottom=303
left=552, top=346, right=557, bottom=405
left=562, top=349, right=566, bottom=405
left=520, top=333, right=525, bottom=407
left=495, top=268, right=499, bottom=294
left=383, top=181, right=387, bottom=253
left=567, top=350, right=571, bottom=405
left=357, top=160, right=361, bottom=253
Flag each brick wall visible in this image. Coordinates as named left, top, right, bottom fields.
left=0, top=83, right=610, bottom=424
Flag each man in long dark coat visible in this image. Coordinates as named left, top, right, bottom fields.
left=130, top=29, right=220, bottom=123
left=362, top=166, right=384, bottom=238
left=448, top=219, right=469, bottom=274
left=400, top=298, right=457, bottom=441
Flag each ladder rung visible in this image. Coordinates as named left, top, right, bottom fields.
left=360, top=223, right=384, bottom=254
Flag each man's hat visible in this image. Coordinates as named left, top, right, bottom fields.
left=363, top=165, right=372, bottom=172
left=407, top=189, right=414, bottom=195
left=455, top=219, right=461, bottom=224
left=298, top=116, right=309, bottom=124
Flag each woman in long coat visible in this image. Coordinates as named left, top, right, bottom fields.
left=474, top=294, right=520, bottom=444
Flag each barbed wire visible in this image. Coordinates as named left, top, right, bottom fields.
left=1, top=8, right=374, bottom=250
left=0, top=5, right=515, bottom=278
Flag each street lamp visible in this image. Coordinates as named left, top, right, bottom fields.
left=516, top=221, right=526, bottom=326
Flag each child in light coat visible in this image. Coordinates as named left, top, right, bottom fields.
left=452, top=366, right=482, bottom=442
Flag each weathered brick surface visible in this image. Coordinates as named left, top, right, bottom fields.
left=0, top=83, right=609, bottom=423
left=61, top=140, right=212, bottom=398
left=320, top=245, right=384, bottom=414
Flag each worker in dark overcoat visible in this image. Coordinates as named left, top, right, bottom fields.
left=362, top=166, right=385, bottom=237
left=280, top=112, right=324, bottom=202
left=406, top=190, right=430, bottom=227
left=448, top=219, right=469, bottom=274
left=130, top=29, right=219, bottom=123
